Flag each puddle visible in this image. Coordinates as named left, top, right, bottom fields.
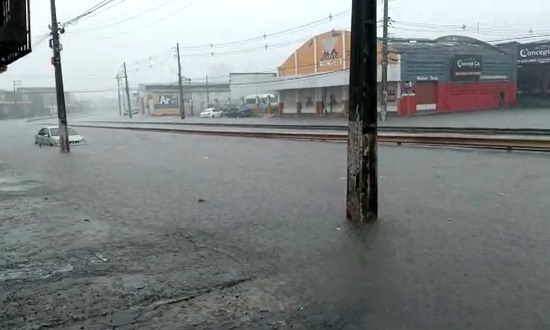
left=0, top=262, right=73, bottom=282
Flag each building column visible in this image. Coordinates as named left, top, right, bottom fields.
left=315, top=88, right=323, bottom=115
left=341, top=85, right=349, bottom=116
left=296, top=89, right=302, bottom=116
left=278, top=102, right=284, bottom=117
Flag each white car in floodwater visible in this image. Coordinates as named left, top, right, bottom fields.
left=35, top=126, right=86, bottom=147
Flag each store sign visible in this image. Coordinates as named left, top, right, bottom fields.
left=518, top=42, right=550, bottom=64
left=319, top=36, right=343, bottom=67
left=452, top=55, right=482, bottom=78
left=154, top=94, right=179, bottom=109
left=416, top=75, right=439, bottom=81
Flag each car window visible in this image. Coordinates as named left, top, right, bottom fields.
left=38, top=129, right=46, bottom=135
left=50, top=128, right=59, bottom=137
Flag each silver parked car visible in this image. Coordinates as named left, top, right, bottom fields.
left=35, top=126, right=86, bottom=147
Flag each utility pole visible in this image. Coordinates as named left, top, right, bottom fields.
left=380, top=0, right=389, bottom=122
left=189, top=78, right=193, bottom=116
left=49, top=0, right=69, bottom=152
left=205, top=74, right=210, bottom=107
left=116, top=74, right=122, bottom=116
left=176, top=43, right=185, bottom=119
left=123, top=62, right=132, bottom=119
left=13, top=80, right=21, bottom=116
left=346, top=0, right=378, bottom=222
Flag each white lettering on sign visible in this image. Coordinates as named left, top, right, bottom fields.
left=457, top=59, right=481, bottom=68
left=519, top=48, right=550, bottom=58
left=416, top=75, right=439, bottom=81
left=159, top=95, right=177, bottom=105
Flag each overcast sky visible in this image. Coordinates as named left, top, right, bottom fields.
left=1, top=0, right=550, bottom=92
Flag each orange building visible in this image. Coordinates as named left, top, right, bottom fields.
left=256, top=30, right=401, bottom=116
left=278, top=30, right=398, bottom=77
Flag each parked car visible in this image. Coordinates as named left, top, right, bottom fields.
left=199, top=108, right=223, bottom=118
left=123, top=109, right=139, bottom=115
left=35, top=126, right=85, bottom=147
left=224, top=106, right=252, bottom=118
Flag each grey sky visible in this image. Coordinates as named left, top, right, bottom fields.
left=1, top=0, right=549, bottom=92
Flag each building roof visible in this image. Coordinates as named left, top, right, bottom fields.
left=17, top=87, right=56, bottom=92
left=389, top=35, right=508, bottom=55
left=229, top=72, right=276, bottom=76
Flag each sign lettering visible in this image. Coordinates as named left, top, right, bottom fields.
left=452, top=54, right=482, bottom=79
left=518, top=42, right=550, bottom=64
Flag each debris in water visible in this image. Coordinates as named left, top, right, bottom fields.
left=0, top=262, right=73, bottom=282
left=94, top=253, right=108, bottom=263
left=83, top=218, right=90, bottom=222
left=198, top=198, right=206, bottom=203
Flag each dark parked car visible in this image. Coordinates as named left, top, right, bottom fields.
left=224, top=107, right=252, bottom=118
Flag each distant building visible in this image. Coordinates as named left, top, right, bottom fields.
left=138, top=82, right=230, bottom=117
left=261, top=33, right=516, bottom=116
left=229, top=72, right=277, bottom=103
left=16, top=87, right=77, bottom=117
left=0, top=89, right=31, bottom=119
left=258, top=29, right=400, bottom=116
left=392, top=35, right=516, bottom=113
left=0, top=87, right=77, bottom=119
left=497, top=40, right=550, bottom=97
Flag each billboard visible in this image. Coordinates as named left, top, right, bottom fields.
left=0, top=0, right=31, bottom=66
left=451, top=54, right=482, bottom=79
left=517, top=42, right=550, bottom=64
left=153, top=94, right=179, bottom=110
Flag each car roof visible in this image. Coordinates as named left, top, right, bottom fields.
left=43, top=126, right=74, bottom=130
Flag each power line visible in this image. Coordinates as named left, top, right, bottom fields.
left=390, top=33, right=550, bottom=54
left=69, top=0, right=183, bottom=33
left=32, top=0, right=129, bottom=48
left=175, top=10, right=351, bottom=50
left=394, top=20, right=550, bottom=35
left=91, top=0, right=202, bottom=40
left=63, top=0, right=123, bottom=27
left=122, top=11, right=351, bottom=71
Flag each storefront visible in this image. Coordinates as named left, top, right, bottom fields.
left=516, top=42, right=550, bottom=96
left=394, top=36, right=516, bottom=113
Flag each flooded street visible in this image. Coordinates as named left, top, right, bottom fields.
left=1, top=120, right=550, bottom=329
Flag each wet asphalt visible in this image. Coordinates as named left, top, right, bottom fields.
left=1, top=118, right=550, bottom=329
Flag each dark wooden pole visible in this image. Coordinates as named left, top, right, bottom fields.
left=346, top=0, right=378, bottom=222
